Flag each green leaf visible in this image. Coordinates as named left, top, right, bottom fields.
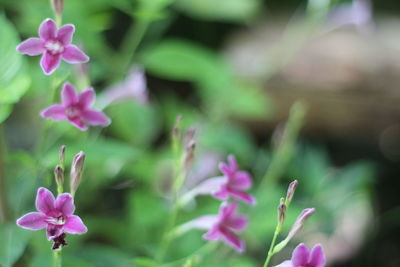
left=0, top=223, right=32, bottom=267
left=0, top=104, right=12, bottom=124
left=174, top=0, right=260, bottom=22
left=141, top=39, right=225, bottom=83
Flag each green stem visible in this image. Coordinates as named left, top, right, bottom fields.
left=0, top=125, right=9, bottom=222
left=263, top=224, right=281, bottom=267
left=53, top=250, right=62, bottom=267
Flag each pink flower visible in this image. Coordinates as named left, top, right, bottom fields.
left=204, top=202, right=248, bottom=253
left=214, top=155, right=256, bottom=205
left=40, top=82, right=111, bottom=130
left=275, top=243, right=326, bottom=267
left=16, top=18, right=89, bottom=75
left=180, top=202, right=248, bottom=253
left=16, top=187, right=87, bottom=241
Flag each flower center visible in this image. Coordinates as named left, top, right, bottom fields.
left=45, top=41, right=64, bottom=55
left=65, top=106, right=80, bottom=119
left=47, top=216, right=66, bottom=225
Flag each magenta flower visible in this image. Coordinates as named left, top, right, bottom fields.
left=16, top=187, right=87, bottom=242
left=203, top=202, right=248, bottom=253
left=16, top=18, right=89, bottom=75
left=275, top=243, right=326, bottom=267
left=40, top=82, right=111, bottom=130
left=214, top=155, right=256, bottom=205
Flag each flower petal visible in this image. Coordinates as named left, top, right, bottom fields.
left=35, top=187, right=55, bottom=215
left=16, top=38, right=44, bottom=56
left=226, top=214, right=248, bottom=232
left=308, top=244, right=326, bottom=267
left=62, top=45, right=89, bottom=63
left=47, top=225, right=63, bottom=240
left=291, top=243, right=310, bottom=266
left=232, top=171, right=252, bottom=190
left=203, top=226, right=220, bottom=240
left=55, top=193, right=75, bottom=217
left=39, top=18, right=57, bottom=40
left=227, top=155, right=238, bottom=173
left=213, top=185, right=229, bottom=201
left=219, top=226, right=245, bottom=253
left=78, top=88, right=95, bottom=109
left=68, top=117, right=88, bottom=131
left=40, top=52, right=61, bottom=75
left=57, top=24, right=75, bottom=46
left=16, top=212, right=48, bottom=230
left=61, top=82, right=79, bottom=106
left=40, top=104, right=66, bottom=121
left=81, top=110, right=111, bottom=126
left=219, top=202, right=238, bottom=222
left=64, top=215, right=88, bottom=234
left=228, top=189, right=257, bottom=205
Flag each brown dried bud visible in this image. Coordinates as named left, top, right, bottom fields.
left=278, top=201, right=287, bottom=226
left=70, top=151, right=85, bottom=196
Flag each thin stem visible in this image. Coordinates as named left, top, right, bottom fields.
left=53, top=250, right=62, bottom=267
left=263, top=224, right=281, bottom=267
left=0, top=125, right=9, bottom=222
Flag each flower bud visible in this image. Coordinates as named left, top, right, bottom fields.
left=278, top=200, right=287, bottom=227
left=287, top=208, right=315, bottom=241
left=50, top=0, right=64, bottom=21
left=59, top=145, right=66, bottom=167
left=54, top=165, right=64, bottom=190
left=183, top=140, right=196, bottom=170
left=70, top=151, right=85, bottom=196
left=285, top=180, right=298, bottom=206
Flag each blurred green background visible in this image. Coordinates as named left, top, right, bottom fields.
left=1, top=0, right=400, bottom=266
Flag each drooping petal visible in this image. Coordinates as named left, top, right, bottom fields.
left=39, top=18, right=57, bottom=40
left=46, top=225, right=63, bottom=240
left=273, top=260, right=293, bottom=267
left=57, top=24, right=75, bottom=46
left=203, top=226, right=221, bottom=240
left=55, top=193, right=75, bottom=217
left=308, top=245, right=326, bottom=267
left=61, top=83, right=79, bottom=106
left=40, top=104, right=66, bottom=121
left=231, top=171, right=252, bottom=190
left=35, top=187, right=55, bottom=215
left=16, top=38, right=44, bottom=56
left=67, top=117, right=88, bottom=131
left=219, top=226, right=245, bottom=253
left=80, top=110, right=111, bottom=126
left=63, top=215, right=88, bottom=234
left=225, top=214, right=248, bottom=232
left=62, top=45, right=89, bottom=63
left=291, top=243, right=310, bottom=267
left=228, top=189, right=257, bottom=205
left=40, top=52, right=61, bottom=75
left=16, top=212, right=48, bottom=230
left=78, top=88, right=95, bottom=109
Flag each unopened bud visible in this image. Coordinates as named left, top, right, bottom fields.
left=287, top=208, right=315, bottom=241
left=70, top=151, right=85, bottom=196
left=285, top=180, right=298, bottom=206
left=183, top=140, right=196, bottom=170
left=59, top=145, right=66, bottom=167
left=54, top=165, right=64, bottom=188
left=278, top=200, right=287, bottom=227
left=172, top=115, right=183, bottom=141
left=50, top=0, right=64, bottom=21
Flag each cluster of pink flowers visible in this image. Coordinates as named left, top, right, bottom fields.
left=17, top=18, right=110, bottom=131
left=183, top=155, right=256, bottom=253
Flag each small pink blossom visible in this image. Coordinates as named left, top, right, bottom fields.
left=214, top=155, right=256, bottom=205
left=181, top=202, right=248, bottom=253
left=275, top=243, right=326, bottom=267
left=16, top=187, right=87, bottom=242
left=40, top=82, right=111, bottom=130
left=16, top=18, right=89, bottom=75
